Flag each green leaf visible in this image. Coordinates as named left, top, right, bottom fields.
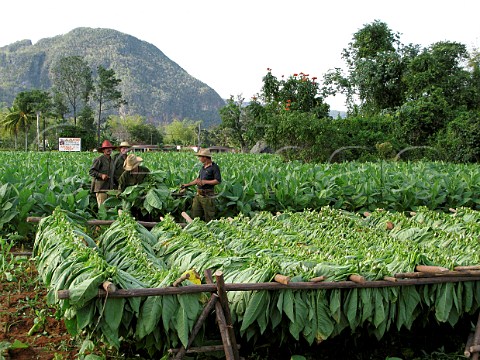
left=282, top=290, right=295, bottom=323
left=241, top=291, right=268, bottom=331
left=435, top=283, right=453, bottom=322
left=344, top=288, right=358, bottom=330
left=136, top=296, right=163, bottom=339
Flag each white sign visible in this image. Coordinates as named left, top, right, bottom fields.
left=59, top=138, right=81, bottom=152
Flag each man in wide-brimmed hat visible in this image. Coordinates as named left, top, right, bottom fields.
left=113, top=141, right=131, bottom=188
left=181, top=148, right=222, bottom=222
left=89, top=140, right=116, bottom=207
left=118, top=154, right=150, bottom=192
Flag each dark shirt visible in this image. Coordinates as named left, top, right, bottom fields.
left=112, top=152, right=128, bottom=187
left=118, top=166, right=150, bottom=192
left=89, top=154, right=114, bottom=192
left=198, top=162, right=221, bottom=190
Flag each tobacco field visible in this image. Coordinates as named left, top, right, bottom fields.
left=1, top=150, right=480, bottom=359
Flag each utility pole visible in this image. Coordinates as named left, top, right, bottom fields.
left=197, top=122, right=201, bottom=148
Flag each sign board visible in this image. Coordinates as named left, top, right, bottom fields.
left=59, top=138, right=81, bottom=152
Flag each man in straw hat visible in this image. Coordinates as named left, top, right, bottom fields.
left=113, top=141, right=131, bottom=188
left=181, top=148, right=221, bottom=222
left=118, top=154, right=150, bottom=192
left=89, top=140, right=116, bottom=207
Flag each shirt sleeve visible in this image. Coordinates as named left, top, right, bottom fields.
left=213, top=163, right=221, bottom=183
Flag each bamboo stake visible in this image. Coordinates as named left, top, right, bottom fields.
left=415, top=265, right=449, bottom=273
left=383, top=276, right=397, bottom=282
left=274, top=274, right=291, bottom=285
left=181, top=212, right=193, bottom=223
left=395, top=270, right=480, bottom=279
left=349, top=274, right=366, bottom=284
left=204, top=270, right=236, bottom=360
left=309, top=276, right=326, bottom=283
left=174, top=293, right=218, bottom=360
left=455, top=266, right=480, bottom=271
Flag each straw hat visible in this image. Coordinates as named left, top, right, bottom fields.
left=195, top=148, right=212, bottom=158
left=118, top=141, right=131, bottom=148
left=97, top=140, right=116, bottom=151
left=123, top=154, right=143, bottom=171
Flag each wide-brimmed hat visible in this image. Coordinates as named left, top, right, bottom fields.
left=124, top=154, right=143, bottom=171
left=97, top=140, right=116, bottom=151
left=195, top=148, right=212, bottom=158
left=118, top=141, right=131, bottom=148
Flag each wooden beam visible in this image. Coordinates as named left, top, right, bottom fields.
left=57, top=275, right=480, bottom=299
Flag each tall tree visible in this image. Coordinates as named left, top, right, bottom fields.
left=50, top=56, right=93, bottom=127
left=0, top=106, right=22, bottom=150
left=219, top=95, right=253, bottom=152
left=93, top=66, right=126, bottom=146
left=323, top=20, right=410, bottom=114
left=23, top=90, right=51, bottom=150
left=4, top=92, right=37, bottom=150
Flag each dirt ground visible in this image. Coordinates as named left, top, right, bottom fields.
left=0, top=254, right=78, bottom=359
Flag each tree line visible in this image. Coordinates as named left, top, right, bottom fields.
left=217, top=20, right=480, bottom=163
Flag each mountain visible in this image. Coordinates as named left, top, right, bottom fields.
left=0, top=28, right=225, bottom=127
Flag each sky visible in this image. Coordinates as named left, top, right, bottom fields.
left=1, top=0, right=478, bottom=111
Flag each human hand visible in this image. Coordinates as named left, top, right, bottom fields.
left=100, top=174, right=109, bottom=181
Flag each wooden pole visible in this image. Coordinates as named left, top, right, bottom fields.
left=174, top=293, right=218, bottom=360
left=214, top=270, right=240, bottom=360
left=415, top=265, right=449, bottom=273
left=274, top=274, right=290, bottom=285
left=349, top=274, right=366, bottom=284
left=57, top=275, right=480, bottom=299
left=470, top=310, right=480, bottom=360
left=465, top=332, right=474, bottom=357
left=181, top=212, right=193, bottom=223
left=205, top=270, right=236, bottom=360
left=396, top=270, right=480, bottom=279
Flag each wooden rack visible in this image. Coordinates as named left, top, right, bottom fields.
left=55, top=269, right=480, bottom=359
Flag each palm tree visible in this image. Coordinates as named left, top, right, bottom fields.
left=0, top=107, right=24, bottom=150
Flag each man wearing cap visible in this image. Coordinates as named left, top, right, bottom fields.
left=182, top=148, right=222, bottom=222
left=113, top=141, right=131, bottom=188
left=118, top=154, right=150, bottom=192
left=89, top=140, right=116, bottom=207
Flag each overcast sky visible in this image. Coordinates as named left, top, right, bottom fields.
left=1, top=0, right=478, bottom=111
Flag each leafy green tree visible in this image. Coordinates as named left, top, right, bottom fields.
left=323, top=20, right=409, bottom=114
left=219, top=95, right=259, bottom=152
left=128, top=123, right=163, bottom=145
left=50, top=56, right=93, bottom=126
left=2, top=90, right=50, bottom=150
left=395, top=41, right=474, bottom=147
left=163, top=119, right=198, bottom=146
left=252, top=69, right=330, bottom=160
left=435, top=111, right=480, bottom=162
left=262, top=70, right=329, bottom=118
left=0, top=106, right=23, bottom=149
left=93, top=66, right=127, bottom=146
left=403, top=42, right=470, bottom=106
